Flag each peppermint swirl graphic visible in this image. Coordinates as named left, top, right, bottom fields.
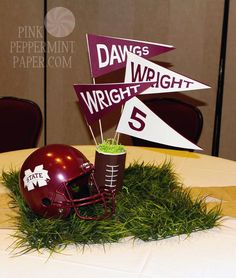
left=45, top=7, right=75, bottom=38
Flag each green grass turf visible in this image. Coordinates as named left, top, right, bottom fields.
left=96, top=139, right=126, bottom=154
left=1, top=162, right=222, bottom=255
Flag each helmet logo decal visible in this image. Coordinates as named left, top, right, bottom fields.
left=23, top=164, right=50, bottom=191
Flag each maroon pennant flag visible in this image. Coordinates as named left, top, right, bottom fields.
left=73, top=82, right=155, bottom=125
left=86, top=34, right=175, bottom=78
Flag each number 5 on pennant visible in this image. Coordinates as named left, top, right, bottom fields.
left=128, top=107, right=147, bottom=131
left=116, top=97, right=202, bottom=150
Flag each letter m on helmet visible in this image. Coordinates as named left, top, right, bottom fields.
left=23, top=165, right=50, bottom=191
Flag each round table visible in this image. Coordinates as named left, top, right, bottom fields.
left=1, top=145, right=236, bottom=188
left=0, top=146, right=236, bottom=278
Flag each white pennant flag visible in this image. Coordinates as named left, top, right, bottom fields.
left=125, top=52, right=210, bottom=94
left=116, top=97, right=202, bottom=150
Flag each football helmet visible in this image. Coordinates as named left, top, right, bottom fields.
left=19, top=144, right=114, bottom=219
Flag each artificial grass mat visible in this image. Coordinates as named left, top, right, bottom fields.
left=1, top=162, right=222, bottom=254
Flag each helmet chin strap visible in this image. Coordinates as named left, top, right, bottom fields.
left=63, top=172, right=115, bottom=220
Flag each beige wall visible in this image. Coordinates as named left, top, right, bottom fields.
left=1, top=0, right=235, bottom=160
left=0, top=0, right=44, bottom=146
left=220, top=0, right=236, bottom=160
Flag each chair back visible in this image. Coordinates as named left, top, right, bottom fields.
left=0, top=97, right=42, bottom=152
left=131, top=97, right=203, bottom=150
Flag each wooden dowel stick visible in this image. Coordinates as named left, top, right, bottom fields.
left=99, top=119, right=104, bottom=143
left=88, top=124, right=98, bottom=146
left=113, top=104, right=124, bottom=143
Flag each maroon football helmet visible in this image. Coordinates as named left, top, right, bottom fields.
left=19, top=144, right=114, bottom=219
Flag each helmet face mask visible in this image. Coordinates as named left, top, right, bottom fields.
left=62, top=173, right=113, bottom=220
left=19, top=144, right=114, bottom=220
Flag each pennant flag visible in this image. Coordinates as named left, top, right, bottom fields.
left=125, top=52, right=210, bottom=94
left=116, top=97, right=202, bottom=150
left=86, top=34, right=175, bottom=78
left=73, top=82, right=155, bottom=125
